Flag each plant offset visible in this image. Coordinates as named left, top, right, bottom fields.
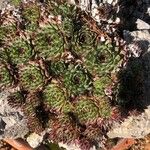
left=0, top=1, right=123, bottom=149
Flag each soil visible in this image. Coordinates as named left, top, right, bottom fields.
left=0, top=140, right=16, bottom=150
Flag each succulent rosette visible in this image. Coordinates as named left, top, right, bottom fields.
left=85, top=42, right=121, bottom=76
left=0, top=25, right=17, bottom=44
left=93, top=76, right=112, bottom=97
left=10, top=0, right=21, bottom=7
left=19, top=64, right=45, bottom=91
left=72, top=25, right=97, bottom=57
left=48, top=117, right=78, bottom=144
left=0, top=48, right=8, bottom=62
left=7, top=39, right=34, bottom=65
left=49, top=60, right=67, bottom=77
left=75, top=98, right=99, bottom=123
left=33, top=25, right=64, bottom=59
left=64, top=64, right=93, bottom=96
left=0, top=26, right=8, bottom=45
left=23, top=92, right=45, bottom=133
left=43, top=82, right=68, bottom=113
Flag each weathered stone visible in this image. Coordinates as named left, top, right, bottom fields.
left=108, top=106, right=150, bottom=138
left=27, top=133, right=43, bottom=148
left=0, top=91, right=28, bottom=139
left=136, top=19, right=150, bottom=30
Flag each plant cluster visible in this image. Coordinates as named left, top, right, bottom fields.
left=0, top=1, right=123, bottom=149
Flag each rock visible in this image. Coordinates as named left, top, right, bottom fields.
left=136, top=19, right=150, bottom=30
left=107, top=106, right=150, bottom=138
left=26, top=133, right=44, bottom=148
left=123, top=30, right=150, bottom=57
left=0, top=91, right=29, bottom=139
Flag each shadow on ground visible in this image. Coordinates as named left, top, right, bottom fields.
left=117, top=0, right=150, bottom=31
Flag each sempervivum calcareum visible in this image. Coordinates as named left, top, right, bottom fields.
left=0, top=1, right=126, bottom=149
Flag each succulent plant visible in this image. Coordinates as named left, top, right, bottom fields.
left=10, top=0, right=21, bottom=7
left=93, top=76, right=112, bottom=97
left=43, top=82, right=71, bottom=113
left=33, top=25, right=64, bottom=59
left=22, top=2, right=40, bottom=31
left=19, top=64, right=45, bottom=91
left=85, top=42, right=121, bottom=76
left=0, top=26, right=7, bottom=45
left=75, top=98, right=100, bottom=123
left=49, top=60, right=67, bottom=77
left=72, top=25, right=97, bottom=57
left=22, top=92, right=45, bottom=133
left=0, top=1, right=124, bottom=149
left=0, top=48, right=8, bottom=62
left=7, top=39, right=34, bottom=65
left=7, top=91, right=25, bottom=108
left=0, top=25, right=17, bottom=44
left=64, top=64, right=93, bottom=96
left=49, top=118, right=78, bottom=144
left=0, top=64, right=13, bottom=90
left=75, top=97, right=110, bottom=122
left=97, top=97, right=111, bottom=118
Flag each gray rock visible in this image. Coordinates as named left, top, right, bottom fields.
left=27, top=133, right=44, bottom=148
left=0, top=91, right=29, bottom=139
left=136, top=19, right=150, bottom=30
left=108, top=106, right=150, bottom=138
left=124, top=30, right=150, bottom=57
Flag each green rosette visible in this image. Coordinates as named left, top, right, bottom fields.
left=93, top=76, right=112, bottom=97
left=43, top=83, right=68, bottom=113
left=33, top=25, right=64, bottom=59
left=50, top=60, right=67, bottom=77
left=64, top=64, right=92, bottom=96
left=7, top=39, right=34, bottom=65
left=75, top=98, right=99, bottom=123
left=72, top=25, right=97, bottom=57
left=85, top=43, right=121, bottom=76
left=19, top=64, right=44, bottom=91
